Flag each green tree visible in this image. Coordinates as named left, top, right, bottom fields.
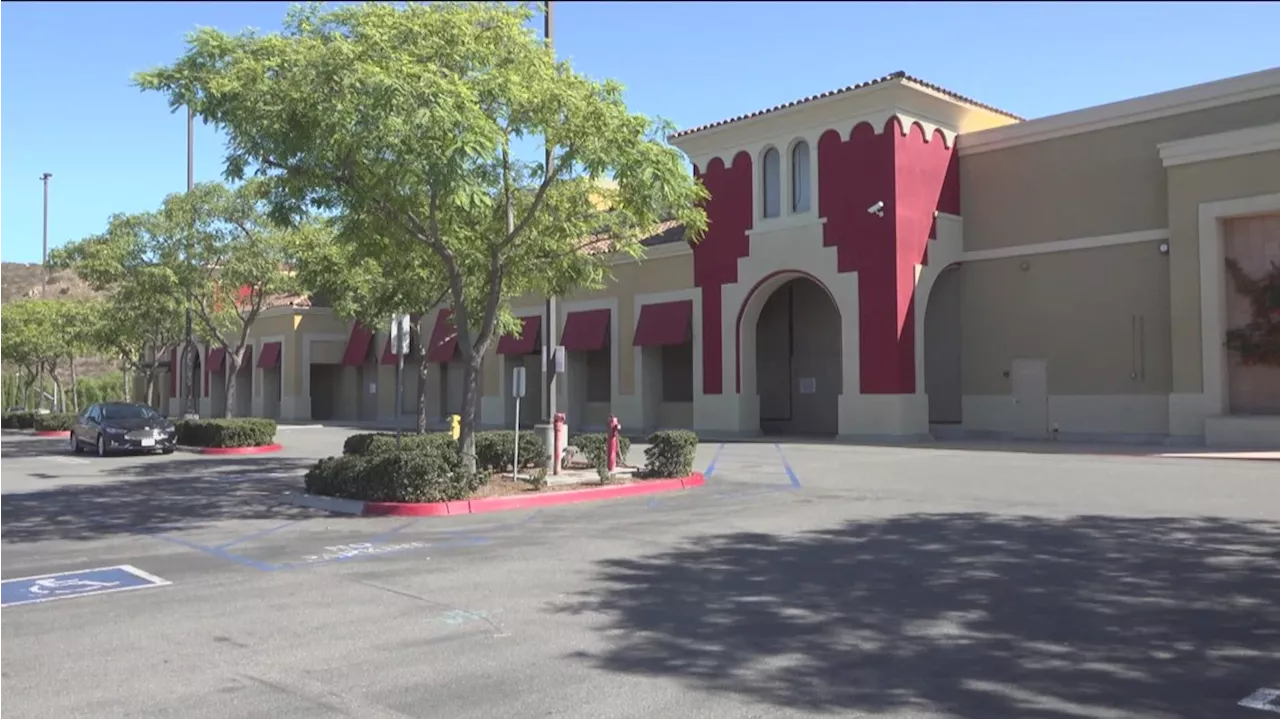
left=288, top=224, right=455, bottom=432
left=153, top=180, right=315, bottom=417
left=53, top=214, right=191, bottom=408
left=137, top=1, right=708, bottom=470
left=1, top=299, right=81, bottom=411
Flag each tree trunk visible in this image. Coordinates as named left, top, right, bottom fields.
left=70, top=357, right=79, bottom=413
left=122, top=361, right=130, bottom=402
left=224, top=352, right=240, bottom=418
left=145, top=369, right=157, bottom=407
left=457, top=350, right=485, bottom=473
left=416, top=357, right=430, bottom=433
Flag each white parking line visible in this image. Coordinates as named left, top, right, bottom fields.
left=1241, top=688, right=1280, bottom=713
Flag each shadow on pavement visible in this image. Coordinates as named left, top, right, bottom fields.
left=1, top=457, right=316, bottom=544
left=0, top=436, right=75, bottom=459
left=555, top=512, right=1280, bottom=718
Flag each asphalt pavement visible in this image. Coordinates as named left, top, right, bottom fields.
left=2, top=427, right=1278, bottom=718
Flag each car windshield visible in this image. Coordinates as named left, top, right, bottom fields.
left=101, top=404, right=159, bottom=421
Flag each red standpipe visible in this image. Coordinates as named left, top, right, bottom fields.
left=553, top=412, right=566, bottom=474
left=607, top=415, right=621, bottom=473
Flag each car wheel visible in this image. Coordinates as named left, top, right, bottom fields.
left=96, top=436, right=107, bottom=458
left=69, top=432, right=83, bottom=454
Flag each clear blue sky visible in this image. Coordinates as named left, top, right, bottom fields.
left=3, top=1, right=1277, bottom=264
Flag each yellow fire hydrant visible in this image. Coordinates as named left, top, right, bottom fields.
left=449, top=414, right=461, bottom=440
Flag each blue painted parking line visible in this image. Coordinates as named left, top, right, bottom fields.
left=150, top=511, right=541, bottom=572
left=2, top=565, right=170, bottom=607
left=704, top=443, right=726, bottom=479
left=215, top=520, right=299, bottom=550
left=774, top=443, right=803, bottom=489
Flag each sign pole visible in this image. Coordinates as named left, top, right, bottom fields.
left=391, top=314, right=410, bottom=451
left=512, top=365, right=526, bottom=478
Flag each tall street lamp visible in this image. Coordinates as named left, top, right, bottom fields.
left=183, top=106, right=199, bottom=418
left=39, top=172, right=52, bottom=296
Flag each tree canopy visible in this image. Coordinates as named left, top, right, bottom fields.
left=136, top=1, right=708, bottom=467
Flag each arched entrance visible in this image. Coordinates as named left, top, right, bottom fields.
left=924, top=264, right=962, bottom=426
left=753, top=277, right=842, bottom=435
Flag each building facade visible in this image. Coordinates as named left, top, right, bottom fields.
left=159, top=68, right=1280, bottom=448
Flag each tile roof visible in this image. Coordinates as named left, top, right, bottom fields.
left=581, top=218, right=687, bottom=255
left=669, top=71, right=1023, bottom=140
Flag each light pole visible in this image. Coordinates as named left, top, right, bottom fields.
left=183, top=106, right=199, bottom=418
left=540, top=0, right=562, bottom=474
left=37, top=173, right=52, bottom=410
left=39, top=173, right=52, bottom=296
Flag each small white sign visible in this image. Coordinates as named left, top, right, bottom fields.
left=798, top=377, right=817, bottom=394
left=554, top=345, right=567, bottom=374
left=368, top=382, right=377, bottom=394
left=512, top=366, right=527, bottom=398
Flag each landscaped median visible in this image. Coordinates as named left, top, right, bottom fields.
left=175, top=418, right=283, bottom=454
left=31, top=412, right=75, bottom=437
left=296, top=429, right=704, bottom=517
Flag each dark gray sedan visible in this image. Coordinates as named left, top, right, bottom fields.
left=70, top=402, right=178, bottom=457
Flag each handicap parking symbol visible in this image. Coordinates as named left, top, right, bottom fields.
left=1, top=565, right=171, bottom=607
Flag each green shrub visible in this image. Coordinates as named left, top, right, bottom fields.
left=33, top=413, right=76, bottom=432
left=570, top=433, right=632, bottom=470
left=643, top=430, right=699, bottom=479
left=304, top=451, right=478, bottom=503
left=2, top=411, right=36, bottom=430
left=473, top=430, right=549, bottom=473
left=175, top=418, right=277, bottom=448
left=343, top=431, right=459, bottom=459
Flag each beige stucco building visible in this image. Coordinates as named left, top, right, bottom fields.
left=160, top=67, right=1280, bottom=448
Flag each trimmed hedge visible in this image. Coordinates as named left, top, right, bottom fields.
left=643, top=430, right=699, bottom=479
left=176, top=418, right=277, bottom=448
left=343, top=432, right=459, bottom=459
left=473, top=430, right=549, bottom=473
left=341, top=430, right=548, bottom=474
left=33, top=413, right=76, bottom=432
left=2, top=411, right=37, bottom=430
left=304, top=451, right=480, bottom=503
left=570, top=433, right=632, bottom=470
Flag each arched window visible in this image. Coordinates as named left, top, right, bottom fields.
left=791, top=141, right=811, bottom=213
left=762, top=148, right=781, bottom=218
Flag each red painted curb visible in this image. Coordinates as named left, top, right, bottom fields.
left=191, top=443, right=285, bottom=455
left=34, top=430, right=71, bottom=438
left=360, top=472, right=706, bottom=517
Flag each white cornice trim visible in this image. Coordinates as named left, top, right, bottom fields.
left=961, top=228, right=1169, bottom=263
left=1158, top=122, right=1280, bottom=167
left=958, top=67, right=1280, bottom=156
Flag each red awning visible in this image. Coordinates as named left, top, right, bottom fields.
left=208, top=347, right=227, bottom=372
left=342, top=323, right=375, bottom=366
left=560, top=309, right=610, bottom=352
left=497, top=316, right=542, bottom=356
left=633, top=300, right=693, bottom=347
left=426, top=310, right=459, bottom=363
left=257, top=341, right=282, bottom=369
left=382, top=315, right=422, bottom=365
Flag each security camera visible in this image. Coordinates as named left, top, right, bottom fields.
left=867, top=201, right=884, bottom=217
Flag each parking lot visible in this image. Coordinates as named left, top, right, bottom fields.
left=2, top=426, right=1278, bottom=718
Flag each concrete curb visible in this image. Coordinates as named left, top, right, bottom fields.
left=180, top=443, right=285, bottom=455
left=288, top=472, right=707, bottom=517
left=33, top=430, right=72, bottom=438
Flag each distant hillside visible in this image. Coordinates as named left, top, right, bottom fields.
left=1, top=262, right=102, bottom=303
